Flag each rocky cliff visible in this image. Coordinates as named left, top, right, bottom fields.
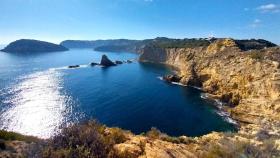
left=138, top=38, right=280, bottom=157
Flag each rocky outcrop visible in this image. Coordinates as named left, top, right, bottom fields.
left=100, top=55, right=116, bottom=66
left=1, top=39, right=68, bottom=53
left=90, top=62, right=99, bottom=66
left=115, top=60, right=123, bottom=64
left=68, top=65, right=80, bottom=68
left=163, top=74, right=182, bottom=83
left=139, top=38, right=280, bottom=157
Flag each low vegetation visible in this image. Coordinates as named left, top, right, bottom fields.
left=149, top=37, right=211, bottom=49
left=250, top=51, right=264, bottom=60
left=203, top=138, right=279, bottom=158
left=1, top=122, right=279, bottom=157
left=42, top=121, right=128, bottom=158
left=0, top=130, right=39, bottom=143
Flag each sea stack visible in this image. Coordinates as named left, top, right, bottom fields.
left=100, top=55, right=116, bottom=67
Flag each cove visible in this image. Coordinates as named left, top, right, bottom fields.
left=0, top=49, right=236, bottom=138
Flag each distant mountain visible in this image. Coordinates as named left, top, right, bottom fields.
left=65, top=37, right=277, bottom=53
left=60, top=39, right=140, bottom=49
left=94, top=45, right=136, bottom=52
left=1, top=39, right=68, bottom=53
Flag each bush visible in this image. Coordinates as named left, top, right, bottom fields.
left=0, top=130, right=39, bottom=143
left=146, top=127, right=162, bottom=139
left=203, top=138, right=280, bottom=158
left=42, top=120, right=128, bottom=158
left=250, top=52, right=264, bottom=60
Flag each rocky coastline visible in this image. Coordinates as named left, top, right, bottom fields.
left=138, top=38, right=280, bottom=157
left=1, top=38, right=280, bottom=158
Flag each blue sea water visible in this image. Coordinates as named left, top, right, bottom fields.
left=0, top=49, right=235, bottom=138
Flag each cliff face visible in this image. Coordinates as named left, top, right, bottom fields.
left=140, top=39, right=280, bottom=121
left=137, top=39, right=280, bottom=157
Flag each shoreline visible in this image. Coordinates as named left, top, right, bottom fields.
left=158, top=75, right=238, bottom=126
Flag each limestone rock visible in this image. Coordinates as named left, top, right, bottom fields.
left=139, top=40, right=280, bottom=157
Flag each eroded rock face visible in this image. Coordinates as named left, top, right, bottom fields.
left=140, top=39, right=280, bottom=113
left=138, top=39, right=280, bottom=157
left=100, top=55, right=116, bottom=66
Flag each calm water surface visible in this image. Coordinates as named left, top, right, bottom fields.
left=0, top=49, right=235, bottom=138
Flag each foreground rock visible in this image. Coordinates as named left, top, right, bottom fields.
left=1, top=39, right=68, bottom=53
left=100, top=55, right=116, bottom=67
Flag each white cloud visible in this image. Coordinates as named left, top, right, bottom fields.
left=250, top=19, right=262, bottom=28
left=257, top=3, right=280, bottom=13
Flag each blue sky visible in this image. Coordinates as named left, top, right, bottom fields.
left=0, top=0, right=279, bottom=44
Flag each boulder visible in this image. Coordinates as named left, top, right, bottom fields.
left=163, top=74, right=182, bottom=83
left=115, top=60, right=123, bottom=64
left=68, top=65, right=80, bottom=68
left=100, top=55, right=116, bottom=66
left=90, top=62, right=99, bottom=66
left=127, top=60, right=133, bottom=63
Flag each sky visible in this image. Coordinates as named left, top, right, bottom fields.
left=0, top=0, right=279, bottom=44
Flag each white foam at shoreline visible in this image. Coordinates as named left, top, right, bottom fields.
left=200, top=93, right=238, bottom=125
left=171, top=82, right=187, bottom=87
left=157, top=76, right=188, bottom=87
left=158, top=76, right=237, bottom=125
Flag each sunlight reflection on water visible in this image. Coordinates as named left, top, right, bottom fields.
left=0, top=69, right=78, bottom=138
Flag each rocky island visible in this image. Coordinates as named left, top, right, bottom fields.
left=1, top=38, right=280, bottom=158
left=1, top=39, right=68, bottom=53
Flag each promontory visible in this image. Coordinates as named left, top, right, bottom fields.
left=1, top=39, right=68, bottom=53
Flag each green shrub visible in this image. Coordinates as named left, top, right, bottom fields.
left=0, top=130, right=39, bottom=143
left=250, top=52, right=264, bottom=60
left=42, top=120, right=128, bottom=158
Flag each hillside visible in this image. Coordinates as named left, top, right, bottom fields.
left=60, top=39, right=140, bottom=49
left=1, top=39, right=68, bottom=53
left=61, top=37, right=277, bottom=54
